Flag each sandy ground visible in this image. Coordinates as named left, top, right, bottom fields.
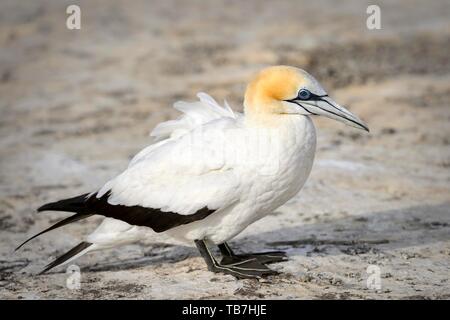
left=1, top=0, right=449, bottom=299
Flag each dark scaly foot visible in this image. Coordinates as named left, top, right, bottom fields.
left=195, top=239, right=278, bottom=279
left=218, top=242, right=288, bottom=265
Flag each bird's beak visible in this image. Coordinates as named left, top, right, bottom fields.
left=301, top=96, right=369, bottom=132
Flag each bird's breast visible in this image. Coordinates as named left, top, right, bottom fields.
left=241, top=115, right=317, bottom=214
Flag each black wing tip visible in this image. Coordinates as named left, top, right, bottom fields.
left=37, top=193, right=92, bottom=213
left=38, top=241, right=93, bottom=275
left=37, top=203, right=54, bottom=212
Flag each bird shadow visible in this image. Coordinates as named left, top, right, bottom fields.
left=82, top=202, right=450, bottom=273
left=85, top=243, right=197, bottom=273
left=241, top=202, right=450, bottom=255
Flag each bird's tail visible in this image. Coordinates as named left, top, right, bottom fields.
left=17, top=194, right=148, bottom=274
left=16, top=193, right=96, bottom=273
left=16, top=193, right=93, bottom=251
left=39, top=241, right=95, bottom=275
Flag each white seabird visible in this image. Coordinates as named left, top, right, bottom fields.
left=17, top=66, right=369, bottom=278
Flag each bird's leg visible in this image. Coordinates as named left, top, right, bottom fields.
left=194, top=239, right=278, bottom=279
left=218, top=242, right=288, bottom=265
left=218, top=241, right=235, bottom=256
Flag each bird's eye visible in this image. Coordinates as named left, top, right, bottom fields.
left=298, top=89, right=311, bottom=100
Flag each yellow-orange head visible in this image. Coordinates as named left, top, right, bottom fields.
left=243, top=66, right=369, bottom=131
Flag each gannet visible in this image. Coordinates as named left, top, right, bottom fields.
left=17, top=66, right=368, bottom=278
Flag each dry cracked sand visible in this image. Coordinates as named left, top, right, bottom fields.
left=0, top=0, right=449, bottom=299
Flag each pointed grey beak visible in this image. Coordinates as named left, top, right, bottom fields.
left=302, top=96, right=369, bottom=132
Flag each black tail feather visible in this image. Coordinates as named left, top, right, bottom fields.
left=15, top=193, right=94, bottom=251
left=39, top=241, right=93, bottom=274
left=15, top=212, right=93, bottom=251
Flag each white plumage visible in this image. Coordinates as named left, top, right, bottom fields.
left=22, top=66, right=368, bottom=277
left=92, top=91, right=315, bottom=246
